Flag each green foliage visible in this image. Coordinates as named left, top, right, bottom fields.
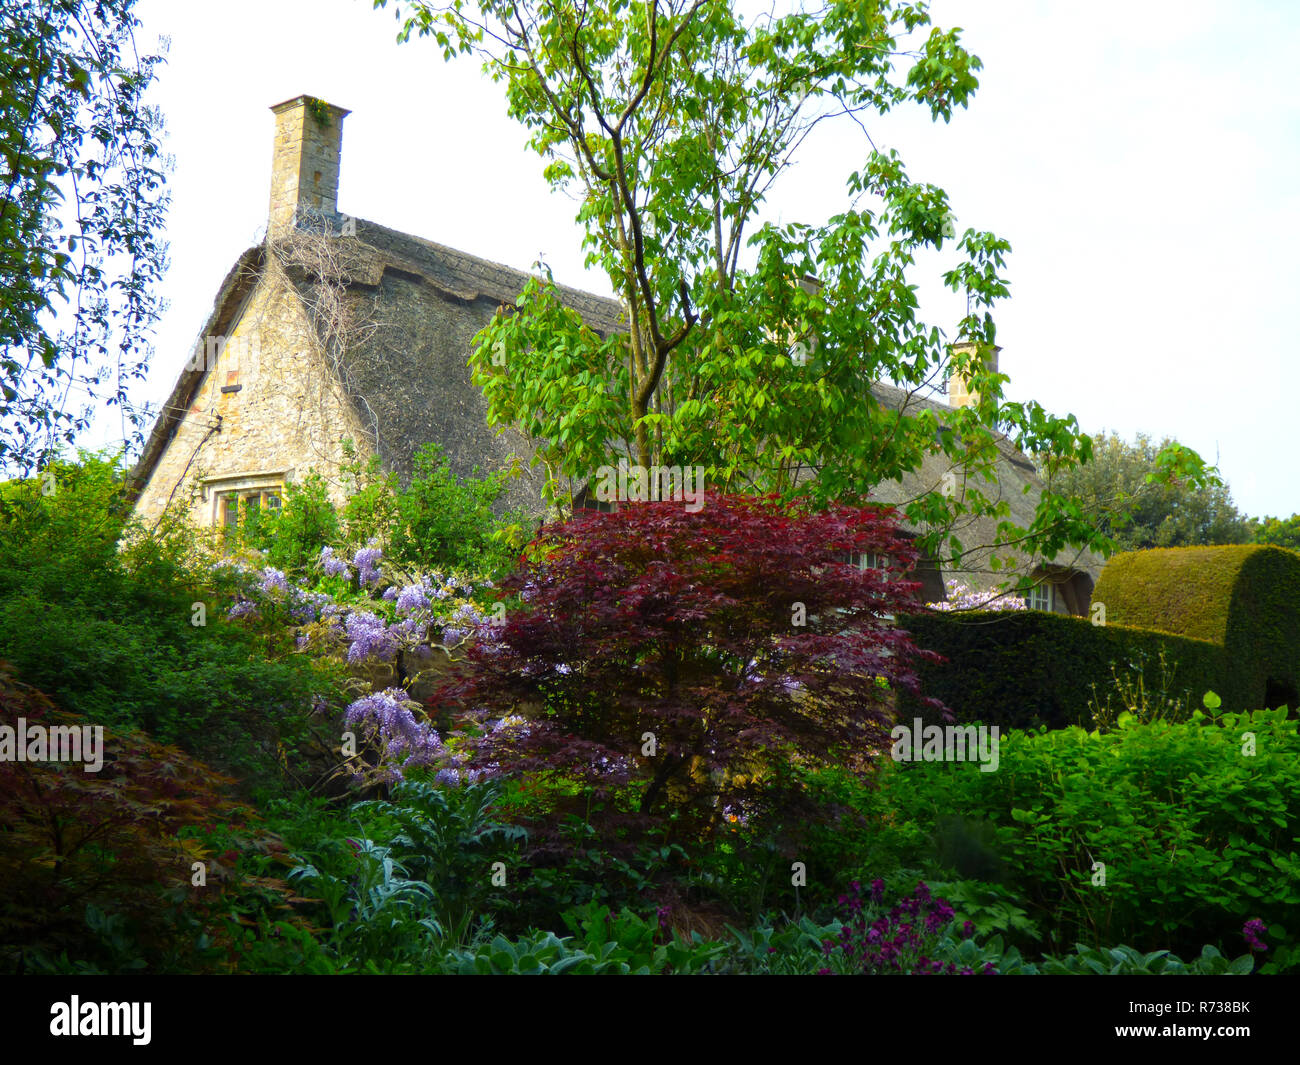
left=380, top=0, right=1128, bottom=576
left=339, top=441, right=400, bottom=548
left=1254, top=512, right=1300, bottom=552
left=441, top=929, right=627, bottom=975
left=440, top=906, right=726, bottom=975
left=0, top=454, right=340, bottom=791
left=289, top=839, right=445, bottom=972
left=928, top=879, right=1041, bottom=946
left=388, top=443, right=529, bottom=578
left=1093, top=544, right=1300, bottom=710
left=354, top=778, right=527, bottom=945
left=694, top=765, right=924, bottom=920
left=505, top=811, right=693, bottom=933
left=873, top=709, right=1300, bottom=958
left=1038, top=431, right=1255, bottom=551
left=936, top=932, right=1037, bottom=975
left=0, top=0, right=169, bottom=469
left=903, top=609, right=1227, bottom=729
left=1038, top=943, right=1253, bottom=976
left=243, top=473, right=341, bottom=575
left=719, top=916, right=846, bottom=975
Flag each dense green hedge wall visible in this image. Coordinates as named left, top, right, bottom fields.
left=900, top=610, right=1228, bottom=730
left=1093, top=545, right=1300, bottom=710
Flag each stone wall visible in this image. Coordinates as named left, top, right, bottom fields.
left=132, top=271, right=370, bottom=529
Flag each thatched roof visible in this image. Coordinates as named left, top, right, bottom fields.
left=130, top=215, right=1101, bottom=594
left=862, top=381, right=1103, bottom=590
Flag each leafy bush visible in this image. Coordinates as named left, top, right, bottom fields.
left=0, top=665, right=305, bottom=974
left=0, top=456, right=340, bottom=791
left=1038, top=943, right=1253, bottom=976
left=388, top=443, right=529, bottom=578
left=289, top=837, right=446, bottom=972
left=243, top=472, right=341, bottom=575
left=353, top=778, right=527, bottom=944
left=902, top=609, right=1226, bottom=730
left=872, top=708, right=1300, bottom=957
left=433, top=494, right=942, bottom=842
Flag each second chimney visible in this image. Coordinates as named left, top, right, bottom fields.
left=268, top=95, right=350, bottom=240
left=948, top=341, right=1001, bottom=409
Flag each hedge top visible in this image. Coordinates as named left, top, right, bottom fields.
left=1093, top=544, right=1300, bottom=646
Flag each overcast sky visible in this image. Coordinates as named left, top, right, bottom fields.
left=124, top=0, right=1299, bottom=518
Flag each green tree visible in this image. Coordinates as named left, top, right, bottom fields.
left=0, top=0, right=169, bottom=472
left=1254, top=513, right=1300, bottom=552
left=376, top=0, right=1212, bottom=574
left=243, top=473, right=342, bottom=574
left=1036, top=431, right=1255, bottom=551
left=389, top=443, right=529, bottom=577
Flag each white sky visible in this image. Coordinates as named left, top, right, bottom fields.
left=124, top=0, right=1299, bottom=518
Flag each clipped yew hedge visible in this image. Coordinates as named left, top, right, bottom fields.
left=1093, top=545, right=1300, bottom=711
left=899, top=610, right=1228, bottom=731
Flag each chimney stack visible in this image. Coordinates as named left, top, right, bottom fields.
left=267, top=95, right=350, bottom=240
left=948, top=341, right=1001, bottom=409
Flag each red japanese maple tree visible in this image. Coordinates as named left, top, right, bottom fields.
left=433, top=493, right=944, bottom=831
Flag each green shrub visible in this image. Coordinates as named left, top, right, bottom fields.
left=0, top=455, right=339, bottom=792
left=902, top=609, right=1227, bottom=730
left=388, top=443, right=529, bottom=578
left=353, top=778, right=527, bottom=945
left=1093, top=544, right=1300, bottom=710
left=243, top=472, right=341, bottom=575
left=1038, top=943, right=1253, bottom=976
left=872, top=708, right=1300, bottom=958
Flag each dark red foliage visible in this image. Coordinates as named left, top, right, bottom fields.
left=0, top=663, right=303, bottom=972
left=433, top=493, right=945, bottom=830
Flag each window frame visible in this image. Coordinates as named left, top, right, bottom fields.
left=1025, top=582, right=1055, bottom=612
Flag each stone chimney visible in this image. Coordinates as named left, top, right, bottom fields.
left=267, top=95, right=350, bottom=240
left=948, top=340, right=1001, bottom=409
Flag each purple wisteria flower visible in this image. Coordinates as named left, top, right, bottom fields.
left=354, top=542, right=383, bottom=587
left=396, top=583, right=429, bottom=614
left=344, top=687, right=443, bottom=776
left=432, top=763, right=490, bottom=788
left=290, top=590, right=333, bottom=624
left=393, top=616, right=428, bottom=644
left=227, top=599, right=258, bottom=620
left=928, top=579, right=1027, bottom=612
left=1243, top=919, right=1269, bottom=953
left=320, top=545, right=351, bottom=579
left=345, top=610, right=398, bottom=663
left=258, top=567, right=289, bottom=595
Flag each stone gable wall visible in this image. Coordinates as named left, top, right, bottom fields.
left=132, top=271, right=371, bottom=529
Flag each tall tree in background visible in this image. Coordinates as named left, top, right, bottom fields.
left=376, top=0, right=1212, bottom=576
left=1254, top=513, right=1300, bottom=552
left=1036, top=430, right=1255, bottom=552
left=0, top=0, right=170, bottom=473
